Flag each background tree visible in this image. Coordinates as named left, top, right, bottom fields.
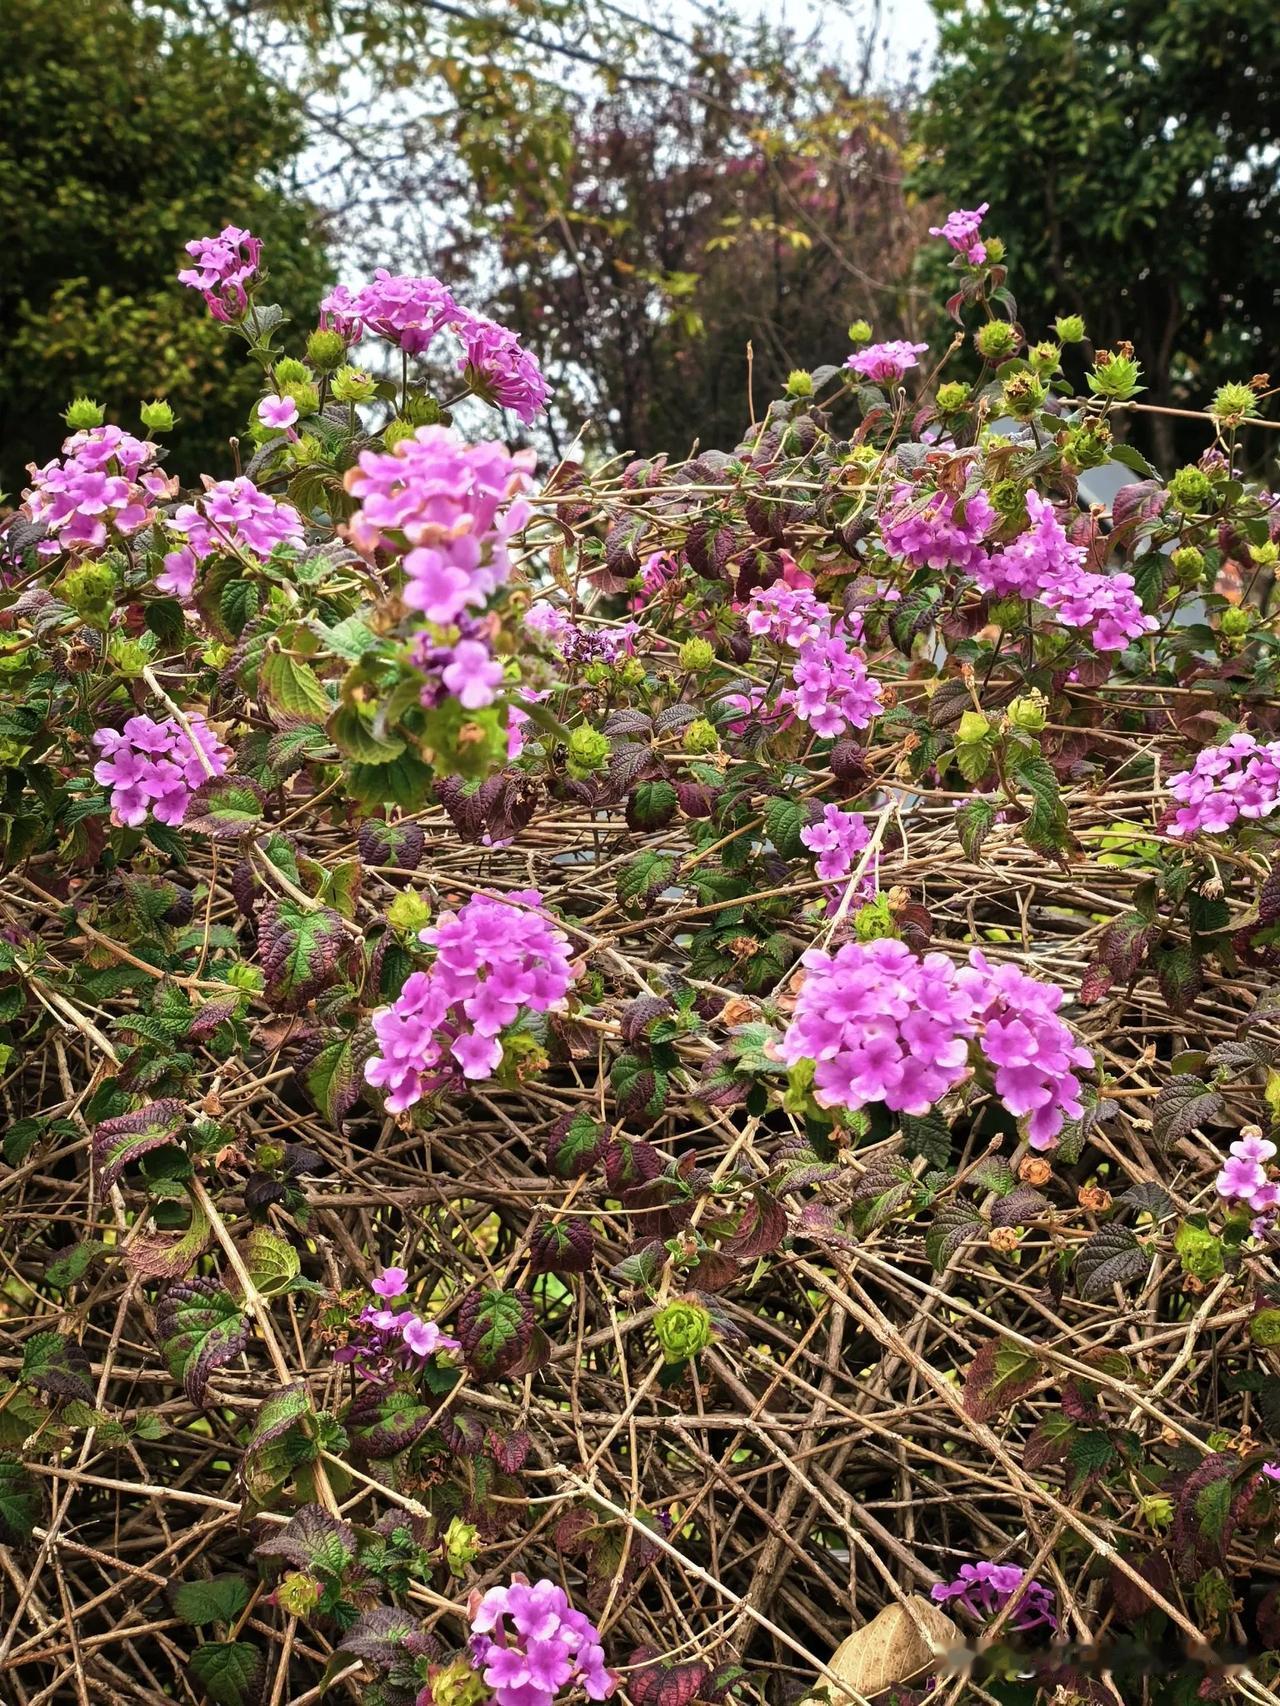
left=0, top=0, right=330, bottom=490
left=426, top=19, right=927, bottom=457
left=915, top=0, right=1280, bottom=463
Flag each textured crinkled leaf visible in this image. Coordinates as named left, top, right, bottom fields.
left=258, top=899, right=346, bottom=1009
left=725, top=1191, right=787, bottom=1259
left=253, top=1503, right=356, bottom=1573
left=1152, top=1076, right=1225, bottom=1146
left=528, top=1217, right=594, bottom=1275
left=338, top=1605, right=421, bottom=1664
left=347, top=1386, right=436, bottom=1459
left=245, top=1227, right=300, bottom=1297
left=1076, top=1225, right=1152, bottom=1300
left=187, top=1640, right=265, bottom=1706
left=125, top=1191, right=212, bottom=1281
left=356, top=819, right=425, bottom=870
left=184, top=775, right=266, bottom=839
left=926, top=1201, right=984, bottom=1271
left=93, top=1098, right=185, bottom=1191
left=457, top=1287, right=534, bottom=1381
left=963, top=1339, right=1043, bottom=1421
left=300, top=1025, right=375, bottom=1126
left=21, top=1331, right=94, bottom=1404
left=158, top=1279, right=250, bottom=1407
left=0, top=1456, right=40, bottom=1541
left=242, top=1383, right=316, bottom=1502
left=170, top=1574, right=251, bottom=1628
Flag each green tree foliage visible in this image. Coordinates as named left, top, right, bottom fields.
left=0, top=0, right=330, bottom=490
left=916, top=0, right=1280, bottom=463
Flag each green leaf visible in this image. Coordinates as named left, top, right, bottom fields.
left=44, top=1240, right=104, bottom=1290
left=899, top=1110, right=952, bottom=1168
left=1076, top=1225, right=1152, bottom=1300
left=187, top=1641, right=265, bottom=1706
left=171, top=1574, right=250, bottom=1628
left=963, top=1339, right=1043, bottom=1421
left=261, top=650, right=332, bottom=722
left=617, top=850, right=675, bottom=910
left=627, top=778, right=678, bottom=831
left=926, top=1201, right=983, bottom=1271
left=1195, top=1474, right=1234, bottom=1545
left=1069, top=1430, right=1118, bottom=1476
left=0, top=1456, right=40, bottom=1541
left=763, top=795, right=808, bottom=858
left=1012, top=751, right=1068, bottom=856
left=330, top=703, right=406, bottom=763
left=184, top=776, right=266, bottom=839
left=245, top=1227, right=300, bottom=1297
left=955, top=796, right=996, bottom=862
left=258, top=899, right=346, bottom=1009
left=242, top=1383, right=318, bottom=1504
left=219, top=579, right=260, bottom=637
left=303, top=1028, right=372, bottom=1126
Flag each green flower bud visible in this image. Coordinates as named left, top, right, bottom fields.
left=785, top=369, right=814, bottom=398
left=273, top=357, right=310, bottom=387
left=404, top=394, right=445, bottom=427
left=617, top=657, right=646, bottom=688
left=1006, top=691, right=1048, bottom=733
left=1061, top=420, right=1112, bottom=472
left=290, top=434, right=324, bottom=466
left=282, top=380, right=320, bottom=418
left=682, top=717, right=719, bottom=755
left=990, top=478, right=1027, bottom=519
left=935, top=381, right=969, bottom=414
left=61, top=562, right=117, bottom=626
left=427, top=1658, right=493, bottom=1706
left=1001, top=372, right=1048, bottom=418
left=567, top=725, right=610, bottom=779
left=1170, top=545, right=1205, bottom=583
left=306, top=328, right=347, bottom=373
left=1029, top=341, right=1062, bottom=375
left=106, top=634, right=153, bottom=677
left=331, top=364, right=378, bottom=404
left=956, top=710, right=991, bottom=746
left=1086, top=351, right=1144, bottom=401
left=1251, top=540, right=1280, bottom=567
left=276, top=1572, right=323, bottom=1617
left=983, top=235, right=1006, bottom=264
left=1054, top=314, right=1086, bottom=345
left=139, top=398, right=176, bottom=434
left=63, top=396, right=105, bottom=431
left=847, top=320, right=873, bottom=347
left=845, top=443, right=881, bottom=473
left=1168, top=465, right=1214, bottom=514
left=256, top=1140, right=286, bottom=1171
left=654, top=1298, right=715, bottom=1363
left=1209, top=380, right=1259, bottom=424
left=443, top=1515, right=481, bottom=1577
left=974, top=320, right=1019, bottom=362
left=1220, top=606, right=1251, bottom=638
left=679, top=637, right=715, bottom=671
left=382, top=417, right=417, bottom=450
left=387, top=890, right=432, bottom=936
left=1251, top=1308, right=1280, bottom=1348
left=1139, top=1494, right=1174, bottom=1531
left=853, top=894, right=895, bottom=942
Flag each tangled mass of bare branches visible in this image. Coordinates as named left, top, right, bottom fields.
left=3, top=206, right=1280, bottom=1706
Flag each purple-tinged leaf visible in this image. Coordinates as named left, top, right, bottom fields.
left=184, top=775, right=266, bottom=839
left=93, top=1098, right=185, bottom=1191
left=158, top=1278, right=250, bottom=1407
left=545, top=1111, right=605, bottom=1180
left=338, top=1606, right=423, bottom=1664
left=258, top=898, right=346, bottom=1009
left=627, top=1647, right=711, bottom=1706
left=357, top=818, right=425, bottom=870
left=456, top=1287, right=534, bottom=1381
left=21, top=1331, right=94, bottom=1404
left=529, top=1216, right=594, bottom=1276
left=963, top=1339, right=1043, bottom=1422
left=1076, top=1225, right=1151, bottom=1300
left=253, top=1503, right=357, bottom=1573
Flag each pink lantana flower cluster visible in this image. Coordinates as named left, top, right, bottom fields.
left=334, top=1267, right=459, bottom=1382
left=800, top=805, right=871, bottom=881
left=1165, top=731, right=1280, bottom=838
left=975, top=492, right=1155, bottom=653
left=365, top=890, right=576, bottom=1111
left=526, top=604, right=639, bottom=666
left=880, top=483, right=997, bottom=575
left=846, top=340, right=930, bottom=386
left=91, top=714, right=229, bottom=828
left=468, top=1578, right=614, bottom=1706
left=745, top=580, right=831, bottom=649
left=160, top=476, right=306, bottom=597
left=929, top=202, right=990, bottom=266
left=1215, top=1129, right=1280, bottom=1236
left=320, top=272, right=548, bottom=422
left=25, top=426, right=171, bottom=557
left=930, top=1561, right=1056, bottom=1634
left=779, top=938, right=1091, bottom=1150
left=786, top=630, right=883, bottom=738
left=177, top=225, right=263, bottom=321
left=345, top=426, right=534, bottom=625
